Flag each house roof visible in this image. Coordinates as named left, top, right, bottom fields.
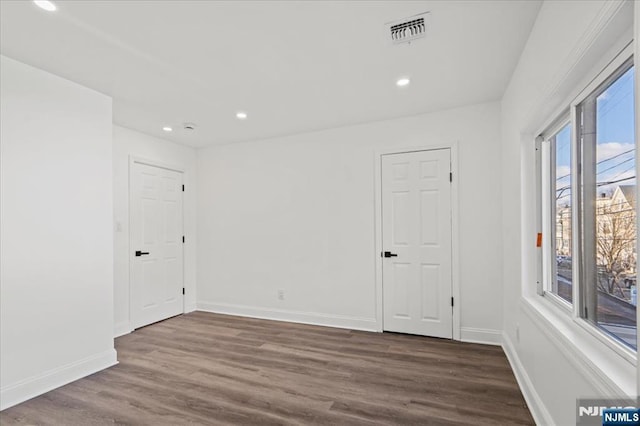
left=617, top=185, right=636, bottom=206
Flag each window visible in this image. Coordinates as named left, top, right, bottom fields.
left=539, top=50, right=636, bottom=351
left=577, top=58, right=636, bottom=349
left=542, top=123, right=573, bottom=304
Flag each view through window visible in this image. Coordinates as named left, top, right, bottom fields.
left=581, top=62, right=636, bottom=349
left=553, top=124, right=573, bottom=303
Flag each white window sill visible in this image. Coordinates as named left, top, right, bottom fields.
left=521, top=295, right=636, bottom=398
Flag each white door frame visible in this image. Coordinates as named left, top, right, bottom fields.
left=128, top=156, right=186, bottom=328
left=374, top=143, right=460, bottom=340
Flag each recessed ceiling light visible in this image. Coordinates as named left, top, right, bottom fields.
left=236, top=112, right=248, bottom=120
left=162, top=126, right=173, bottom=132
left=34, top=0, right=57, bottom=11
left=396, top=77, right=411, bottom=87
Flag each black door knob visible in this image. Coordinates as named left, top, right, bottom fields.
left=135, top=250, right=150, bottom=257
left=383, top=251, right=398, bottom=258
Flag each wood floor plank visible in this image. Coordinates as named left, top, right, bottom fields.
left=0, top=312, right=533, bottom=425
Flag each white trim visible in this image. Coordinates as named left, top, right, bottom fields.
left=373, top=142, right=461, bottom=340
left=522, top=297, right=634, bottom=398
left=544, top=0, right=626, bottom=98
left=128, top=156, right=186, bottom=330
left=571, top=43, right=633, bottom=108
left=538, top=117, right=573, bottom=302
left=129, top=155, right=185, bottom=174
left=502, top=332, right=555, bottom=426
left=114, top=321, right=133, bottom=338
left=573, top=317, right=637, bottom=365
left=197, top=302, right=379, bottom=332
left=451, top=145, right=461, bottom=341
left=542, top=291, right=573, bottom=314
left=459, top=327, right=502, bottom=346
left=0, top=349, right=117, bottom=411
left=539, top=112, right=571, bottom=142
left=536, top=135, right=544, bottom=297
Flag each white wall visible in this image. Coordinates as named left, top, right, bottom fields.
left=197, top=101, right=503, bottom=342
left=113, top=125, right=198, bottom=337
left=0, top=55, right=116, bottom=410
left=500, top=1, right=635, bottom=424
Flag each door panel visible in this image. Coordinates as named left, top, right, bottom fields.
left=392, top=262, right=411, bottom=318
left=382, top=149, right=452, bottom=338
left=392, top=191, right=410, bottom=245
left=132, top=162, right=184, bottom=329
left=420, top=190, right=439, bottom=245
left=420, top=264, right=440, bottom=320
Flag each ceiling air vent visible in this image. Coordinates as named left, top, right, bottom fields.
left=387, top=12, right=430, bottom=45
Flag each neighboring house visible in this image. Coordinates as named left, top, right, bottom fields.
left=612, top=184, right=636, bottom=212
left=604, top=184, right=637, bottom=274
left=556, top=185, right=637, bottom=286
left=592, top=184, right=636, bottom=306
left=556, top=203, right=572, bottom=257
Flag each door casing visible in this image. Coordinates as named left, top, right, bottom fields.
left=374, top=143, right=460, bottom=340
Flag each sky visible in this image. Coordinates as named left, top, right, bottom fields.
left=555, top=65, right=635, bottom=206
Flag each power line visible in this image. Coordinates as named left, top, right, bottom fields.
left=557, top=172, right=636, bottom=194
left=597, top=71, right=634, bottom=119
left=597, top=176, right=636, bottom=187
left=556, top=149, right=635, bottom=181
left=597, top=157, right=634, bottom=176
left=609, top=164, right=636, bottom=182
left=595, top=200, right=636, bottom=210
left=598, top=91, right=632, bottom=119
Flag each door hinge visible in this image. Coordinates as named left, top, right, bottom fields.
left=182, top=236, right=185, bottom=243
left=182, top=184, right=185, bottom=192
left=449, top=172, right=453, bottom=182
left=182, top=288, right=185, bottom=295
left=451, top=297, right=454, bottom=307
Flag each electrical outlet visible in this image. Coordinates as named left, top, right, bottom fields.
left=277, top=289, right=285, bottom=301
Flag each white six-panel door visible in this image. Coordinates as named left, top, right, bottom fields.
left=382, top=149, right=452, bottom=338
left=131, top=162, right=184, bottom=329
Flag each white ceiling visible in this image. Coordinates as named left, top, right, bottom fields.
left=0, top=0, right=541, bottom=147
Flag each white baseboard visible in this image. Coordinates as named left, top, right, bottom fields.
left=114, top=321, right=133, bottom=338
left=460, top=327, right=502, bottom=346
left=0, top=348, right=117, bottom=411
left=184, top=302, right=197, bottom=313
left=502, top=332, right=554, bottom=426
left=197, top=301, right=379, bottom=332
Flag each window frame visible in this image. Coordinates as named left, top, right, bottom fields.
left=539, top=115, right=574, bottom=313
left=537, top=42, right=636, bottom=362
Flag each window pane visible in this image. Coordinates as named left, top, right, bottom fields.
left=581, top=63, right=636, bottom=349
left=553, top=124, right=573, bottom=303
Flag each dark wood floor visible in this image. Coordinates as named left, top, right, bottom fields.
left=1, top=312, right=533, bottom=425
